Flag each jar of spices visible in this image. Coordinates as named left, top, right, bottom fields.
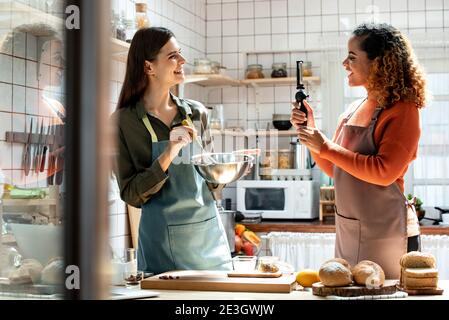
left=194, top=58, right=212, bottom=74
left=271, top=62, right=287, bottom=78
left=277, top=149, right=292, bottom=169
left=245, top=64, right=265, bottom=79
left=302, top=61, right=312, bottom=77
left=135, top=2, right=150, bottom=29
left=116, top=12, right=126, bottom=42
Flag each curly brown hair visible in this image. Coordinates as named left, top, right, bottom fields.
left=353, top=23, right=427, bottom=108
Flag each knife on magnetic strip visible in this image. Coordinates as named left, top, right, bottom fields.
left=23, top=118, right=33, bottom=176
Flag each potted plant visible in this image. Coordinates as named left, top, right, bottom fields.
left=407, top=194, right=425, bottom=221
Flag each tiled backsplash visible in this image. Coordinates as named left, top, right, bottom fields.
left=2, top=0, right=447, bottom=250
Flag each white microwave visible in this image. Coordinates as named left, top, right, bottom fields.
left=236, top=180, right=319, bottom=220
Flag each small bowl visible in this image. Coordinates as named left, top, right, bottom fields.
left=272, top=120, right=292, bottom=130
left=232, top=256, right=257, bottom=272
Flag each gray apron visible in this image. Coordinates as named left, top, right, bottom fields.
left=137, top=115, right=232, bottom=275
left=333, top=105, right=407, bottom=279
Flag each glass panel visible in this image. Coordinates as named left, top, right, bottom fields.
left=1, top=0, right=66, bottom=299
left=244, top=188, right=285, bottom=211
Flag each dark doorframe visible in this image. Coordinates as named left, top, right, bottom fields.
left=64, top=0, right=111, bottom=299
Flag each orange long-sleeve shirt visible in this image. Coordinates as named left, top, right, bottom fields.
left=312, top=100, right=421, bottom=193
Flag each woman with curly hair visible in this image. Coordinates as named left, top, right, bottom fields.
left=291, top=23, right=427, bottom=279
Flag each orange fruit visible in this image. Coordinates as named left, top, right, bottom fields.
left=296, top=269, right=320, bottom=287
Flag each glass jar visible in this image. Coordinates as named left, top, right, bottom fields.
left=116, top=12, right=126, bottom=41
left=135, top=3, right=150, bottom=29
left=271, top=62, right=287, bottom=78
left=245, top=64, right=264, bottom=79
left=277, top=149, right=292, bottom=169
left=124, top=19, right=136, bottom=43
left=302, top=61, right=312, bottom=77
left=194, top=58, right=212, bottom=74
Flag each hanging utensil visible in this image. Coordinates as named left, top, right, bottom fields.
left=47, top=119, right=57, bottom=185
left=22, top=118, right=33, bottom=176
left=54, top=124, right=64, bottom=185
left=34, top=118, right=45, bottom=174
left=40, top=119, right=51, bottom=172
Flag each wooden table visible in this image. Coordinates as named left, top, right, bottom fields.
left=147, top=280, right=449, bottom=300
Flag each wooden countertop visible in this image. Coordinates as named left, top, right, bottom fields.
left=148, top=280, right=449, bottom=300
left=244, top=218, right=449, bottom=235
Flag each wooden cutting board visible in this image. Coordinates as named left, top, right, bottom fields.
left=227, top=271, right=282, bottom=278
left=140, top=270, right=297, bottom=293
left=396, top=285, right=444, bottom=295
left=312, top=280, right=398, bottom=297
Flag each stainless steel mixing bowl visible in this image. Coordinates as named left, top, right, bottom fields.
left=192, top=153, right=254, bottom=185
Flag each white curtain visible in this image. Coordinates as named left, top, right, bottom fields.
left=268, top=232, right=449, bottom=279
left=267, top=232, right=335, bottom=271
left=421, top=235, right=449, bottom=279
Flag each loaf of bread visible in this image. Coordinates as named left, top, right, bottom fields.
left=319, top=261, right=353, bottom=287
left=41, top=257, right=64, bottom=285
left=352, top=260, right=385, bottom=287
left=324, top=258, right=351, bottom=270
left=8, top=259, right=43, bottom=284
left=403, top=276, right=438, bottom=288
left=400, top=251, right=436, bottom=268
left=403, top=268, right=438, bottom=278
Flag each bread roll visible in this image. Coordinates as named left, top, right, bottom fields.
left=404, top=268, right=438, bottom=278
left=319, top=261, right=353, bottom=287
left=352, top=260, right=385, bottom=287
left=324, top=258, right=351, bottom=270
left=41, top=257, right=64, bottom=285
left=400, top=251, right=436, bottom=268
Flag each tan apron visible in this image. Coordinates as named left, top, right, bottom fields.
left=333, top=105, right=407, bottom=279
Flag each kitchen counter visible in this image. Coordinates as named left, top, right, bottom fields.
left=146, top=280, right=449, bottom=300
left=244, top=218, right=449, bottom=235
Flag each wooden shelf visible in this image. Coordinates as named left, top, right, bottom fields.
left=240, top=76, right=320, bottom=87
left=110, top=38, right=130, bottom=63
left=0, top=1, right=63, bottom=33
left=184, top=74, right=240, bottom=86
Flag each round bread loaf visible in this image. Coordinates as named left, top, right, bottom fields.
left=319, top=261, right=353, bottom=287
left=352, top=260, right=385, bottom=287
left=41, top=257, right=64, bottom=285
left=8, top=259, right=43, bottom=284
left=323, top=258, right=351, bottom=270
left=400, top=251, right=436, bottom=268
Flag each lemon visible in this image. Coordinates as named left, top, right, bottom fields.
left=296, top=269, right=320, bottom=287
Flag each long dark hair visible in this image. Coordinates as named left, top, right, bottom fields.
left=116, top=27, right=175, bottom=110
left=352, top=23, right=426, bottom=108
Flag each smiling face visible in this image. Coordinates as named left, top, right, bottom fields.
left=146, top=37, right=186, bottom=86
left=342, top=36, right=372, bottom=88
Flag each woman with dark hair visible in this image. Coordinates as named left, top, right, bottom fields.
left=291, top=23, right=427, bottom=279
left=112, top=27, right=232, bottom=274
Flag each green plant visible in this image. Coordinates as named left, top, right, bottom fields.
left=407, top=194, right=423, bottom=211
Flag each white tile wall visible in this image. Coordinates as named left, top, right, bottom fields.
left=201, top=0, right=448, bottom=209
left=107, top=0, right=208, bottom=248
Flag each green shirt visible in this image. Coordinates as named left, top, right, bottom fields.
left=111, top=93, right=212, bottom=208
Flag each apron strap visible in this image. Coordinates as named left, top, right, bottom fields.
left=142, top=115, right=158, bottom=143
left=368, top=107, right=384, bottom=127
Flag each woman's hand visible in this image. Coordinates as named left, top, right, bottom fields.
left=290, top=100, right=316, bottom=129
left=167, top=125, right=194, bottom=155
left=297, top=126, right=330, bottom=154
